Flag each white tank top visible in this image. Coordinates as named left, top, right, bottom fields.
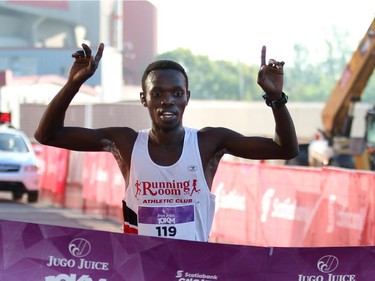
left=123, top=127, right=216, bottom=242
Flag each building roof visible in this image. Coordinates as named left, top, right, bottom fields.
left=7, top=73, right=98, bottom=96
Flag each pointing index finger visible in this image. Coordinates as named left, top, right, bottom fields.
left=95, top=43, right=104, bottom=62
left=260, top=45, right=266, bottom=67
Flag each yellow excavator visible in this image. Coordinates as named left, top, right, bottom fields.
left=307, top=18, right=375, bottom=170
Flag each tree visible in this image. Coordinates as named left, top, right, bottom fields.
left=156, top=49, right=260, bottom=100
left=156, top=34, right=375, bottom=103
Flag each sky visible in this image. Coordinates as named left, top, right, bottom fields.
left=149, top=0, right=374, bottom=65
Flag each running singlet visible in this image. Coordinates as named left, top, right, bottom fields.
left=123, top=128, right=216, bottom=242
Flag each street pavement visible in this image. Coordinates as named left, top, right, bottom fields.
left=0, top=192, right=122, bottom=233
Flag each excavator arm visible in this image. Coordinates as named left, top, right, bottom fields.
left=308, top=18, right=375, bottom=170
left=321, top=18, right=375, bottom=139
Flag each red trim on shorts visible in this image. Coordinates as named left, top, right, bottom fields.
left=124, top=223, right=138, bottom=234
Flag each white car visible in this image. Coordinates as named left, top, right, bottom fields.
left=0, top=125, right=40, bottom=202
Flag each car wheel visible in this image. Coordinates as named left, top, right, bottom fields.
left=28, top=191, right=39, bottom=203
left=12, top=191, right=23, bottom=201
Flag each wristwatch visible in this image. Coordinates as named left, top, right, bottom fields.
left=262, top=92, right=288, bottom=109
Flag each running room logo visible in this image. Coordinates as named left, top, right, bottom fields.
left=297, top=255, right=356, bottom=281
left=135, top=178, right=201, bottom=198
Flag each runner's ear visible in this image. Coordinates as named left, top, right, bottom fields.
left=186, top=90, right=190, bottom=105
left=140, top=92, right=147, bottom=107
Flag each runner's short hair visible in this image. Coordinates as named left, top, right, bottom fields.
left=141, top=60, right=188, bottom=92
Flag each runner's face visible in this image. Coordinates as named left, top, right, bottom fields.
left=141, top=69, right=190, bottom=130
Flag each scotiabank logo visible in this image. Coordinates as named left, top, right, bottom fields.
left=175, top=270, right=218, bottom=280
left=317, top=255, right=339, bottom=273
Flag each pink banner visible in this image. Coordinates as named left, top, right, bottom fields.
left=34, top=144, right=69, bottom=198
left=302, top=168, right=375, bottom=246
left=211, top=163, right=375, bottom=247
left=82, top=152, right=124, bottom=207
left=1, top=219, right=374, bottom=281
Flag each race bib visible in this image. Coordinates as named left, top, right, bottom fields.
left=138, top=205, right=195, bottom=240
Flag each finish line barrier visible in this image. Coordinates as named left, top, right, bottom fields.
left=1, top=219, right=374, bottom=281
left=34, top=145, right=375, bottom=247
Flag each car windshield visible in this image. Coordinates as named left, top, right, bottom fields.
left=0, top=133, right=29, bottom=153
